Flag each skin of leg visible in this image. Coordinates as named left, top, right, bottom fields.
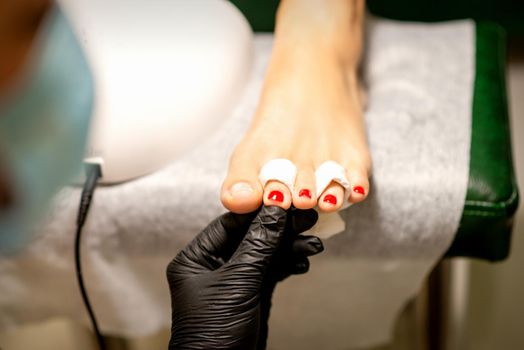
left=221, top=0, right=370, bottom=214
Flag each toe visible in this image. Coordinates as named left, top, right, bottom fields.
left=221, top=160, right=263, bottom=214
left=263, top=180, right=293, bottom=209
left=318, top=181, right=345, bottom=212
left=346, top=168, right=370, bottom=204
left=292, top=165, right=317, bottom=210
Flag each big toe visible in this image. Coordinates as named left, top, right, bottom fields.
left=221, top=161, right=263, bottom=214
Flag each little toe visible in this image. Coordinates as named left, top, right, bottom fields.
left=263, top=180, right=293, bottom=209
left=346, top=168, right=370, bottom=204
left=292, top=166, right=317, bottom=209
left=318, top=181, right=345, bottom=212
left=221, top=163, right=263, bottom=214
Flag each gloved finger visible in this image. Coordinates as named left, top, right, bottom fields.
left=273, top=257, right=310, bottom=281
left=175, top=210, right=258, bottom=271
left=291, top=235, right=324, bottom=257
left=228, top=205, right=287, bottom=271
left=288, top=207, right=318, bottom=234
left=291, top=258, right=310, bottom=275
left=209, top=210, right=260, bottom=262
left=270, top=237, right=322, bottom=281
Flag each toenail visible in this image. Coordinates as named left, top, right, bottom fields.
left=230, top=182, right=254, bottom=196
left=353, top=186, right=365, bottom=195
left=299, top=189, right=312, bottom=199
left=268, top=190, right=284, bottom=202
left=323, top=194, right=337, bottom=205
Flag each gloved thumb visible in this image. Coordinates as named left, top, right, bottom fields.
left=227, top=205, right=287, bottom=272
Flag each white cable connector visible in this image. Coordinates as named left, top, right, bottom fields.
left=83, top=157, right=105, bottom=177
left=75, top=157, right=105, bottom=185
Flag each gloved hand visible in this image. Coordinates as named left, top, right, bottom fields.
left=167, top=205, right=323, bottom=350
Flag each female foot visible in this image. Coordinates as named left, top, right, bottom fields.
left=221, top=0, right=370, bottom=214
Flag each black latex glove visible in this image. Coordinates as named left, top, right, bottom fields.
left=167, top=206, right=323, bottom=350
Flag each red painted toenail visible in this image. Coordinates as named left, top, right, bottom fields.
left=323, top=194, right=337, bottom=205
left=299, top=189, right=312, bottom=199
left=353, top=186, right=365, bottom=195
left=268, top=190, right=284, bottom=202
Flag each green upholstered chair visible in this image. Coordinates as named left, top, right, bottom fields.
left=367, top=0, right=522, bottom=263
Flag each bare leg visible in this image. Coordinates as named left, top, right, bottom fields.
left=221, top=0, right=370, bottom=213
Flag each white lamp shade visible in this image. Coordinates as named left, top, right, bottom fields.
left=58, top=0, right=253, bottom=183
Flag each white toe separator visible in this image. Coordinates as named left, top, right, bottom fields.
left=258, top=158, right=297, bottom=190
left=305, top=161, right=352, bottom=240
left=315, top=160, right=352, bottom=210
left=258, top=159, right=350, bottom=240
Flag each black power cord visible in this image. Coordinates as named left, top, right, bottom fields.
left=75, top=163, right=105, bottom=350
